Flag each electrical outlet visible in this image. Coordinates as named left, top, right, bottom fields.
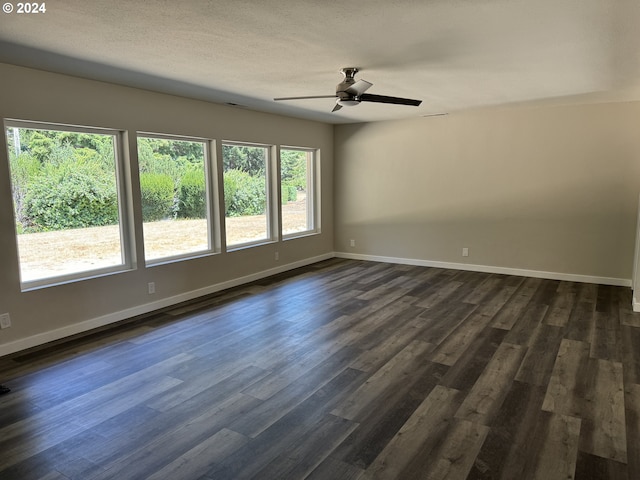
left=350, top=239, right=356, bottom=247
left=148, top=282, right=155, bottom=294
left=275, top=251, right=279, bottom=261
left=462, top=247, right=469, bottom=257
left=0, top=313, right=11, bottom=329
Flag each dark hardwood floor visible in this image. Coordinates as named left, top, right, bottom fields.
left=1, top=258, right=639, bottom=479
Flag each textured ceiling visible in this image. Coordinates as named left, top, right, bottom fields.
left=1, top=0, right=640, bottom=124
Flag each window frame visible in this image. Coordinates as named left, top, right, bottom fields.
left=221, top=140, right=276, bottom=251
left=4, top=118, right=134, bottom=290
left=280, top=146, right=320, bottom=240
left=136, top=132, right=219, bottom=266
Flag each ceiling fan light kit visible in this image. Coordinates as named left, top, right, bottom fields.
left=336, top=99, right=360, bottom=107
left=274, top=67, right=422, bottom=113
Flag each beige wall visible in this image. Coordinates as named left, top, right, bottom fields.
left=0, top=63, right=333, bottom=355
left=334, top=102, right=640, bottom=281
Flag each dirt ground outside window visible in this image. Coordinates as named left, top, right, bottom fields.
left=16, top=193, right=311, bottom=282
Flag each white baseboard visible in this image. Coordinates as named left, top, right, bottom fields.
left=335, top=252, right=632, bottom=287
left=633, top=295, right=640, bottom=312
left=0, top=253, right=334, bottom=358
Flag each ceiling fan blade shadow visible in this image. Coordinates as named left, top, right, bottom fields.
left=274, top=95, right=337, bottom=101
left=332, top=103, right=343, bottom=112
left=363, top=31, right=471, bottom=71
left=360, top=93, right=422, bottom=106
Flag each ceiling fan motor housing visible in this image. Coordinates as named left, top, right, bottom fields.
left=336, top=67, right=361, bottom=105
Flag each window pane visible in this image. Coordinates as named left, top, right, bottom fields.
left=137, top=136, right=209, bottom=262
left=5, top=124, right=125, bottom=284
left=281, top=148, right=314, bottom=236
left=222, top=144, right=269, bottom=247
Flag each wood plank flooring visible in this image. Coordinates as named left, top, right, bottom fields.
left=1, top=258, right=639, bottom=479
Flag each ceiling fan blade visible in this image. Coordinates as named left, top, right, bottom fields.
left=344, top=80, right=373, bottom=96
left=332, top=103, right=343, bottom=112
left=359, top=93, right=422, bottom=106
left=274, top=95, right=337, bottom=101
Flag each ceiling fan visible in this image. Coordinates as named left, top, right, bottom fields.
left=274, top=67, right=422, bottom=112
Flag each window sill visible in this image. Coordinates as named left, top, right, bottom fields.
left=282, top=230, right=320, bottom=241
left=226, top=239, right=277, bottom=253
left=20, top=265, right=135, bottom=292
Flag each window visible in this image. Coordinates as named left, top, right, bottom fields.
left=222, top=143, right=271, bottom=247
left=280, top=148, right=317, bottom=237
left=4, top=120, right=130, bottom=287
left=137, top=135, right=212, bottom=263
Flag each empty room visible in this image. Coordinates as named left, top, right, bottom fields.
left=1, top=1, right=640, bottom=479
